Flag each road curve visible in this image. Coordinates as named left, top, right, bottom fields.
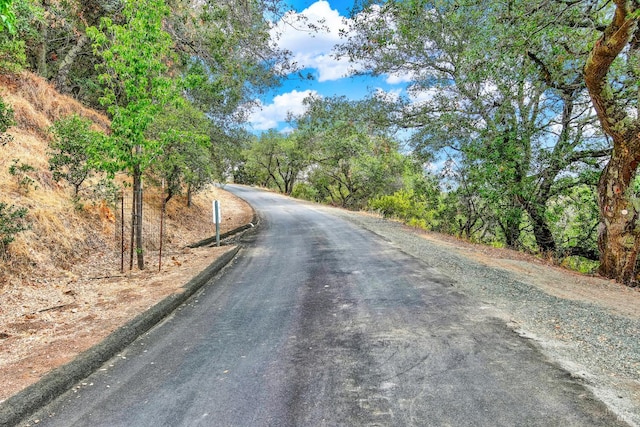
left=30, top=185, right=625, bottom=426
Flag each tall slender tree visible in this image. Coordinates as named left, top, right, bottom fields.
left=88, top=0, right=174, bottom=269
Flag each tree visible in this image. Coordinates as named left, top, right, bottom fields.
left=294, top=95, right=405, bottom=209
left=52, top=1, right=122, bottom=94
left=166, top=0, right=292, bottom=130
left=87, top=0, right=174, bottom=270
left=146, top=102, right=215, bottom=206
left=243, top=130, right=309, bottom=195
left=0, top=0, right=40, bottom=73
left=48, top=114, right=104, bottom=197
left=339, top=0, right=608, bottom=254
left=583, top=0, right=640, bottom=284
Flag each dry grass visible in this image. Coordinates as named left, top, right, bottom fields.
left=0, top=73, right=109, bottom=136
left=0, top=72, right=255, bottom=402
left=0, top=70, right=237, bottom=281
left=0, top=73, right=115, bottom=278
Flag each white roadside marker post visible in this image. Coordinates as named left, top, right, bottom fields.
left=213, top=200, right=221, bottom=247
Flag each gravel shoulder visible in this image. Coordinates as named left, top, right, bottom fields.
left=329, top=209, right=640, bottom=426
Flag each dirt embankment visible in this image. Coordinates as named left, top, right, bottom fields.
left=0, top=186, right=254, bottom=402
left=0, top=72, right=255, bottom=402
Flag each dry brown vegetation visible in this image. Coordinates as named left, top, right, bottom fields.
left=0, top=72, right=254, bottom=401
left=0, top=72, right=112, bottom=278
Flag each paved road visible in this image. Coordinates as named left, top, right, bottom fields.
left=31, top=186, right=624, bottom=426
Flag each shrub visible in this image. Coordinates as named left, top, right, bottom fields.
left=292, top=183, right=319, bottom=202
left=0, top=202, right=29, bottom=258
left=49, top=114, right=103, bottom=196
left=8, top=158, right=37, bottom=193
left=407, top=217, right=428, bottom=230
left=369, top=190, right=414, bottom=219
left=369, top=189, right=431, bottom=222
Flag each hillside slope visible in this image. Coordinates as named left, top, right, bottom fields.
left=0, top=72, right=253, bottom=401
left=0, top=72, right=112, bottom=279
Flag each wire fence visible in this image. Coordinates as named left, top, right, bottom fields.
left=114, top=187, right=166, bottom=273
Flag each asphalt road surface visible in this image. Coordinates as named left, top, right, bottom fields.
left=30, top=185, right=625, bottom=426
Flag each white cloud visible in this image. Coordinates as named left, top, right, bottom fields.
left=386, top=73, right=414, bottom=85
left=407, top=86, right=440, bottom=104
left=272, top=1, right=353, bottom=82
left=248, top=89, right=319, bottom=130
left=373, top=87, right=402, bottom=102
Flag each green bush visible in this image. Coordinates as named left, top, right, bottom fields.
left=9, top=158, right=37, bottom=193
left=292, top=183, right=319, bottom=202
left=0, top=37, right=24, bottom=73
left=407, top=217, right=428, bottom=230
left=0, top=202, right=28, bottom=258
left=49, top=115, right=103, bottom=196
left=561, top=256, right=599, bottom=274
left=369, top=190, right=415, bottom=219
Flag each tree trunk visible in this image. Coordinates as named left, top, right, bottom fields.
left=501, top=218, right=520, bottom=248
left=530, top=210, right=556, bottom=253
left=498, top=200, right=522, bottom=248
left=583, top=0, right=640, bottom=285
left=35, top=19, right=47, bottom=77
left=596, top=150, right=640, bottom=284
left=519, top=197, right=556, bottom=253
left=133, top=161, right=144, bottom=270
left=55, top=34, right=88, bottom=94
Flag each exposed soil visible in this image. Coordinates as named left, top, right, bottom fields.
left=0, top=186, right=254, bottom=403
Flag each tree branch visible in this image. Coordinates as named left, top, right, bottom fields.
left=584, top=0, right=639, bottom=140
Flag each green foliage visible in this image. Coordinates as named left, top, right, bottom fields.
left=0, top=201, right=28, bottom=258
left=242, top=130, right=309, bottom=195
left=549, top=185, right=600, bottom=258
left=87, top=0, right=175, bottom=176
left=0, top=36, right=24, bottom=72
left=87, top=0, right=176, bottom=269
left=233, top=163, right=259, bottom=186
left=370, top=189, right=426, bottom=220
left=0, top=0, right=16, bottom=34
left=291, top=182, right=319, bottom=202
left=561, top=256, right=599, bottom=275
left=291, top=95, right=406, bottom=209
left=150, top=127, right=214, bottom=203
left=407, top=217, right=428, bottom=230
left=0, top=0, right=21, bottom=73
left=339, top=0, right=611, bottom=256
left=48, top=114, right=104, bottom=196
left=0, top=0, right=44, bottom=73
left=173, top=0, right=291, bottom=127
left=8, top=158, right=37, bottom=193
left=369, top=188, right=441, bottom=231
left=145, top=101, right=216, bottom=204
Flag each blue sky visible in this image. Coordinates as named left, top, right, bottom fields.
left=246, top=0, right=408, bottom=133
